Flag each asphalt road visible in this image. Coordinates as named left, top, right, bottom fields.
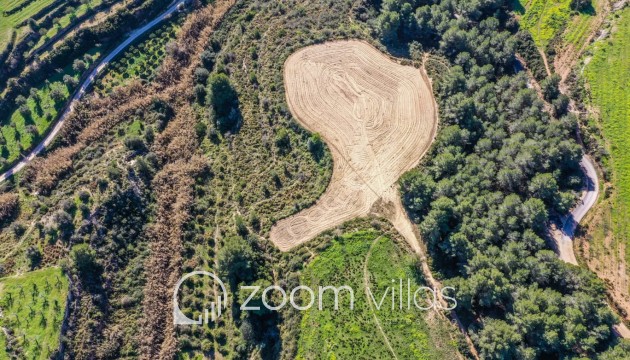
left=556, top=155, right=599, bottom=265
left=0, top=0, right=185, bottom=183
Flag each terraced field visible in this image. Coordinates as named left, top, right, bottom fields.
left=0, top=268, right=69, bottom=360
left=0, top=47, right=101, bottom=169
left=270, top=41, right=437, bottom=251
left=0, top=0, right=59, bottom=49
left=297, top=230, right=458, bottom=359
left=582, top=8, right=630, bottom=320
left=32, top=0, right=105, bottom=50
left=95, top=16, right=182, bottom=94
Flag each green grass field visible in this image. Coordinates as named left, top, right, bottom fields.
left=515, top=0, right=576, bottom=49
left=584, top=9, right=630, bottom=273
left=0, top=267, right=69, bottom=360
left=0, top=0, right=61, bottom=50
left=297, top=230, right=458, bottom=359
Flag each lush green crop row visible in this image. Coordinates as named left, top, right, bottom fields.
left=33, top=0, right=106, bottom=50
left=0, top=0, right=61, bottom=49
left=95, top=17, right=181, bottom=94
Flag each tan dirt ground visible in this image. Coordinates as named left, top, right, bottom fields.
left=270, top=40, right=437, bottom=251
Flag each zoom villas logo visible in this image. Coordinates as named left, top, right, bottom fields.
left=173, top=271, right=456, bottom=325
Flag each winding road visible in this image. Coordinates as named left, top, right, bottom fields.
left=555, top=155, right=599, bottom=265
left=553, top=135, right=630, bottom=339
left=0, top=0, right=185, bottom=183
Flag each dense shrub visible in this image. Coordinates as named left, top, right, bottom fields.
left=208, top=73, right=240, bottom=132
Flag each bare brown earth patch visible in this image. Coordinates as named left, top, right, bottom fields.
left=270, top=40, right=437, bottom=251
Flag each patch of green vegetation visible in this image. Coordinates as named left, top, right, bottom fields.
left=0, top=47, right=101, bottom=170
left=33, top=0, right=105, bottom=50
left=96, top=17, right=181, bottom=94
left=519, top=0, right=574, bottom=48
left=585, top=9, right=630, bottom=275
left=0, top=267, right=69, bottom=360
left=297, top=231, right=457, bottom=359
left=563, top=10, right=595, bottom=46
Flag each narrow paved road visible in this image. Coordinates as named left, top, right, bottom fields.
left=556, top=155, right=599, bottom=265
left=0, top=0, right=185, bottom=183
left=554, top=154, right=630, bottom=338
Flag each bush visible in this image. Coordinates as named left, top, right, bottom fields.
left=217, top=236, right=256, bottom=286
left=541, top=74, right=561, bottom=102
left=200, top=50, right=216, bottom=69
left=208, top=73, right=240, bottom=132
left=26, top=246, right=42, bottom=269
left=124, top=136, right=146, bottom=151
left=70, top=244, right=101, bottom=281
left=275, top=128, right=290, bottom=151
left=0, top=193, right=19, bottom=224
left=194, top=67, right=210, bottom=84
left=195, top=121, right=207, bottom=139
left=63, top=74, right=78, bottom=88
left=307, top=133, right=324, bottom=161
left=194, top=84, right=206, bottom=104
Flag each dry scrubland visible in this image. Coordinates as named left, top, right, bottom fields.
left=271, top=41, right=437, bottom=251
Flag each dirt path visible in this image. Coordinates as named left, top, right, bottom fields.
left=539, top=48, right=552, bottom=77
left=0, top=0, right=186, bottom=183
left=362, top=236, right=399, bottom=360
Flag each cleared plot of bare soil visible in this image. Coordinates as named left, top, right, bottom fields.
left=270, top=40, right=437, bottom=251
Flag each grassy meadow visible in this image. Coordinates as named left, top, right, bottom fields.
left=0, top=267, right=69, bottom=360
left=584, top=8, right=630, bottom=279
left=512, top=0, right=600, bottom=51
left=297, top=230, right=458, bottom=359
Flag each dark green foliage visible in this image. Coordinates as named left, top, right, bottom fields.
left=72, top=59, right=87, bottom=73
left=541, top=74, right=561, bottom=102
left=193, top=84, right=206, bottom=104
left=307, top=133, right=324, bottom=161
left=71, top=244, right=102, bottom=281
left=194, top=67, right=210, bottom=84
left=375, top=0, right=618, bottom=357
left=194, top=121, right=207, bottom=139
left=552, top=94, right=570, bottom=117
left=475, top=319, right=521, bottom=360
left=208, top=73, right=240, bottom=132
left=571, top=0, right=591, bottom=11
left=124, top=136, right=146, bottom=152
left=597, top=341, right=630, bottom=359
left=274, top=128, right=290, bottom=152
left=217, top=236, right=256, bottom=286
left=26, top=246, right=42, bottom=269
left=200, top=49, right=216, bottom=69
left=144, top=126, right=155, bottom=144
left=515, top=31, right=548, bottom=82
